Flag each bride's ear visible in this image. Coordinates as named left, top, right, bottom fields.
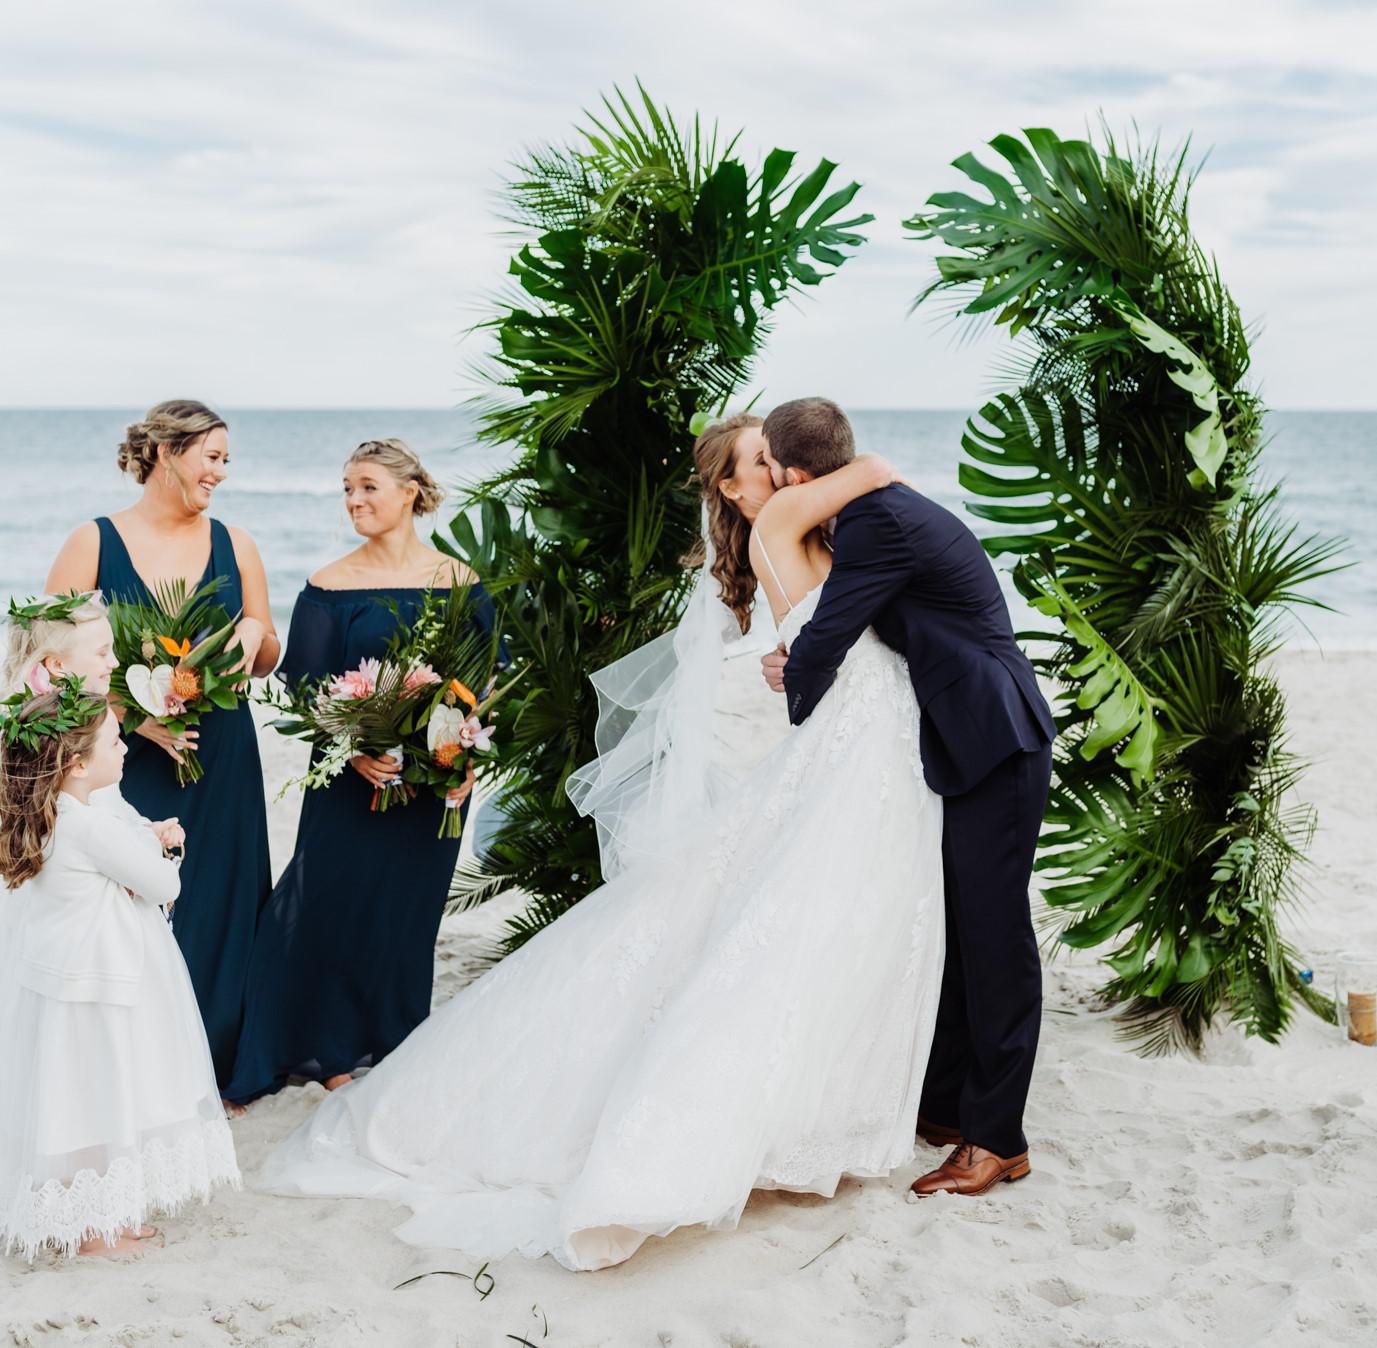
left=718, top=479, right=741, bottom=504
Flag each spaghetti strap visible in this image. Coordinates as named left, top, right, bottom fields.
left=755, top=534, right=794, bottom=613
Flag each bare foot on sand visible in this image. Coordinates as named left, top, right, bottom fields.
left=78, top=1226, right=150, bottom=1258
left=323, top=1073, right=353, bottom=1091
left=222, top=1098, right=248, bottom=1119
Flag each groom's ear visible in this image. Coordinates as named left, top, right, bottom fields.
left=785, top=466, right=812, bottom=486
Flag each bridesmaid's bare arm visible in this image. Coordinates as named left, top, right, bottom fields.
left=44, top=522, right=101, bottom=594
left=227, top=526, right=280, bottom=677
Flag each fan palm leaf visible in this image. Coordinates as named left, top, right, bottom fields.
left=445, top=84, right=869, bottom=953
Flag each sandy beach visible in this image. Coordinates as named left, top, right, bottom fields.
left=3, top=649, right=1375, bottom=1347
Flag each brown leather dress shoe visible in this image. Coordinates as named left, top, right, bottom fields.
left=909, top=1143, right=1030, bottom=1197
left=915, top=1115, right=963, bottom=1148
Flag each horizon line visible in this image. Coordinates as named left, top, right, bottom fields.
left=3, top=405, right=1375, bottom=415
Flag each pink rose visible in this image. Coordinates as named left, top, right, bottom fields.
left=26, top=662, right=53, bottom=695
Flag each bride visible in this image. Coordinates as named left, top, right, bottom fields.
left=263, top=413, right=946, bottom=1271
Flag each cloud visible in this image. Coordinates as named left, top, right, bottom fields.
left=0, top=0, right=1372, bottom=409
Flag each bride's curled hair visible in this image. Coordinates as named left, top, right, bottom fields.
left=692, top=413, right=764, bottom=635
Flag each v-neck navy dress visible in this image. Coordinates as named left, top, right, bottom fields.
left=94, top=516, right=272, bottom=1089
left=224, top=582, right=498, bottom=1105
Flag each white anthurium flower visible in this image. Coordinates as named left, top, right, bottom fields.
left=125, top=664, right=175, bottom=719
left=427, top=703, right=467, bottom=754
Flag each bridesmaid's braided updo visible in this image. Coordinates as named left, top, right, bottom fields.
left=346, top=439, right=445, bottom=515
left=117, top=400, right=227, bottom=484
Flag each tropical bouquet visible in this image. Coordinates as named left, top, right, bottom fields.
left=266, top=586, right=517, bottom=837
left=107, top=578, right=246, bottom=786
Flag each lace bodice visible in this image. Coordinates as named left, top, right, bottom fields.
left=777, top=581, right=889, bottom=680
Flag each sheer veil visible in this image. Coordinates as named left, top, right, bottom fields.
left=566, top=508, right=753, bottom=879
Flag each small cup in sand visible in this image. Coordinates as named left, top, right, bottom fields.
left=1334, top=953, right=1377, bottom=1046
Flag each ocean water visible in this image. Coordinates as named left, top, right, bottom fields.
left=0, top=409, right=1370, bottom=650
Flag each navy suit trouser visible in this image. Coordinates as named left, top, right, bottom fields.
left=919, top=741, right=1052, bottom=1158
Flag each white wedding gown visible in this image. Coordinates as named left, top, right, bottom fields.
left=263, top=585, right=945, bottom=1270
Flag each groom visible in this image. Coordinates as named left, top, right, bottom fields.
left=759, top=398, right=1055, bottom=1198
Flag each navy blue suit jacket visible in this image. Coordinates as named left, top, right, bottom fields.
left=783, top=484, right=1054, bottom=797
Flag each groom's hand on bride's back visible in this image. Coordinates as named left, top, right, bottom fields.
left=762, top=643, right=789, bottom=693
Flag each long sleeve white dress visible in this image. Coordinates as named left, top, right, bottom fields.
left=0, top=792, right=239, bottom=1260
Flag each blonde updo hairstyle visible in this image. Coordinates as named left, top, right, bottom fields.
left=692, top=413, right=765, bottom=635
left=3, top=593, right=110, bottom=693
left=346, top=439, right=445, bottom=516
left=117, top=400, right=228, bottom=484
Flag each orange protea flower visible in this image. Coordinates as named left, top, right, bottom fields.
left=433, top=741, right=462, bottom=769
left=157, top=635, right=192, bottom=658
left=448, top=678, right=476, bottom=708
left=170, top=663, right=202, bottom=701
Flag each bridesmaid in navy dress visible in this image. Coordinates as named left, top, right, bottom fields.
left=225, top=439, right=497, bottom=1106
left=45, top=400, right=277, bottom=1105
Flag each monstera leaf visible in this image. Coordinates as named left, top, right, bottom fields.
left=1107, top=291, right=1228, bottom=489
left=1023, top=564, right=1161, bottom=784
left=450, top=84, right=869, bottom=952
left=912, top=124, right=1346, bottom=1053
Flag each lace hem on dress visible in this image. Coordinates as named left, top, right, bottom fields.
left=2, top=1115, right=240, bottom=1262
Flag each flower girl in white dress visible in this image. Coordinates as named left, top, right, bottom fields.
left=4, top=591, right=148, bottom=826
left=0, top=682, right=238, bottom=1260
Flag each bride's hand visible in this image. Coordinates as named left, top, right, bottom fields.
left=861, top=454, right=900, bottom=486
left=351, top=752, right=401, bottom=788
left=761, top=643, right=789, bottom=693
left=135, top=718, right=198, bottom=764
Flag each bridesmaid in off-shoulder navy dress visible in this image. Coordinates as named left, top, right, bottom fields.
left=225, top=438, right=499, bottom=1106
left=45, top=401, right=277, bottom=1097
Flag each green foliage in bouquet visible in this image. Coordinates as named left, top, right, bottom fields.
left=907, top=126, right=1348, bottom=1052
left=439, top=83, right=870, bottom=952
left=107, top=578, right=246, bottom=786
left=263, top=586, right=508, bottom=829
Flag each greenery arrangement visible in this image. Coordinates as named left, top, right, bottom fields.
left=440, top=84, right=869, bottom=953
left=907, top=127, right=1347, bottom=1052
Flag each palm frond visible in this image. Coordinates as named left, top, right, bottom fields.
left=445, top=83, right=867, bottom=934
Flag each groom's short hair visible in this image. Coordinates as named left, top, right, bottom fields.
left=762, top=398, right=855, bottom=476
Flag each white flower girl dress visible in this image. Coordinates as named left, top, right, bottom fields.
left=0, top=793, right=239, bottom=1259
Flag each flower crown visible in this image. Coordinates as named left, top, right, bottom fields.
left=6, top=591, right=98, bottom=630
left=0, top=677, right=107, bottom=752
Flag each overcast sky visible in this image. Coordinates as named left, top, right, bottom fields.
left=2, top=0, right=1373, bottom=410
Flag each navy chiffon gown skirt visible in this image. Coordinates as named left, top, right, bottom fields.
left=225, top=582, right=498, bottom=1105
left=94, top=516, right=272, bottom=1089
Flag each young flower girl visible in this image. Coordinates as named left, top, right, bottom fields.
left=4, top=591, right=142, bottom=824
left=3, top=592, right=120, bottom=700
left=0, top=681, right=239, bottom=1260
